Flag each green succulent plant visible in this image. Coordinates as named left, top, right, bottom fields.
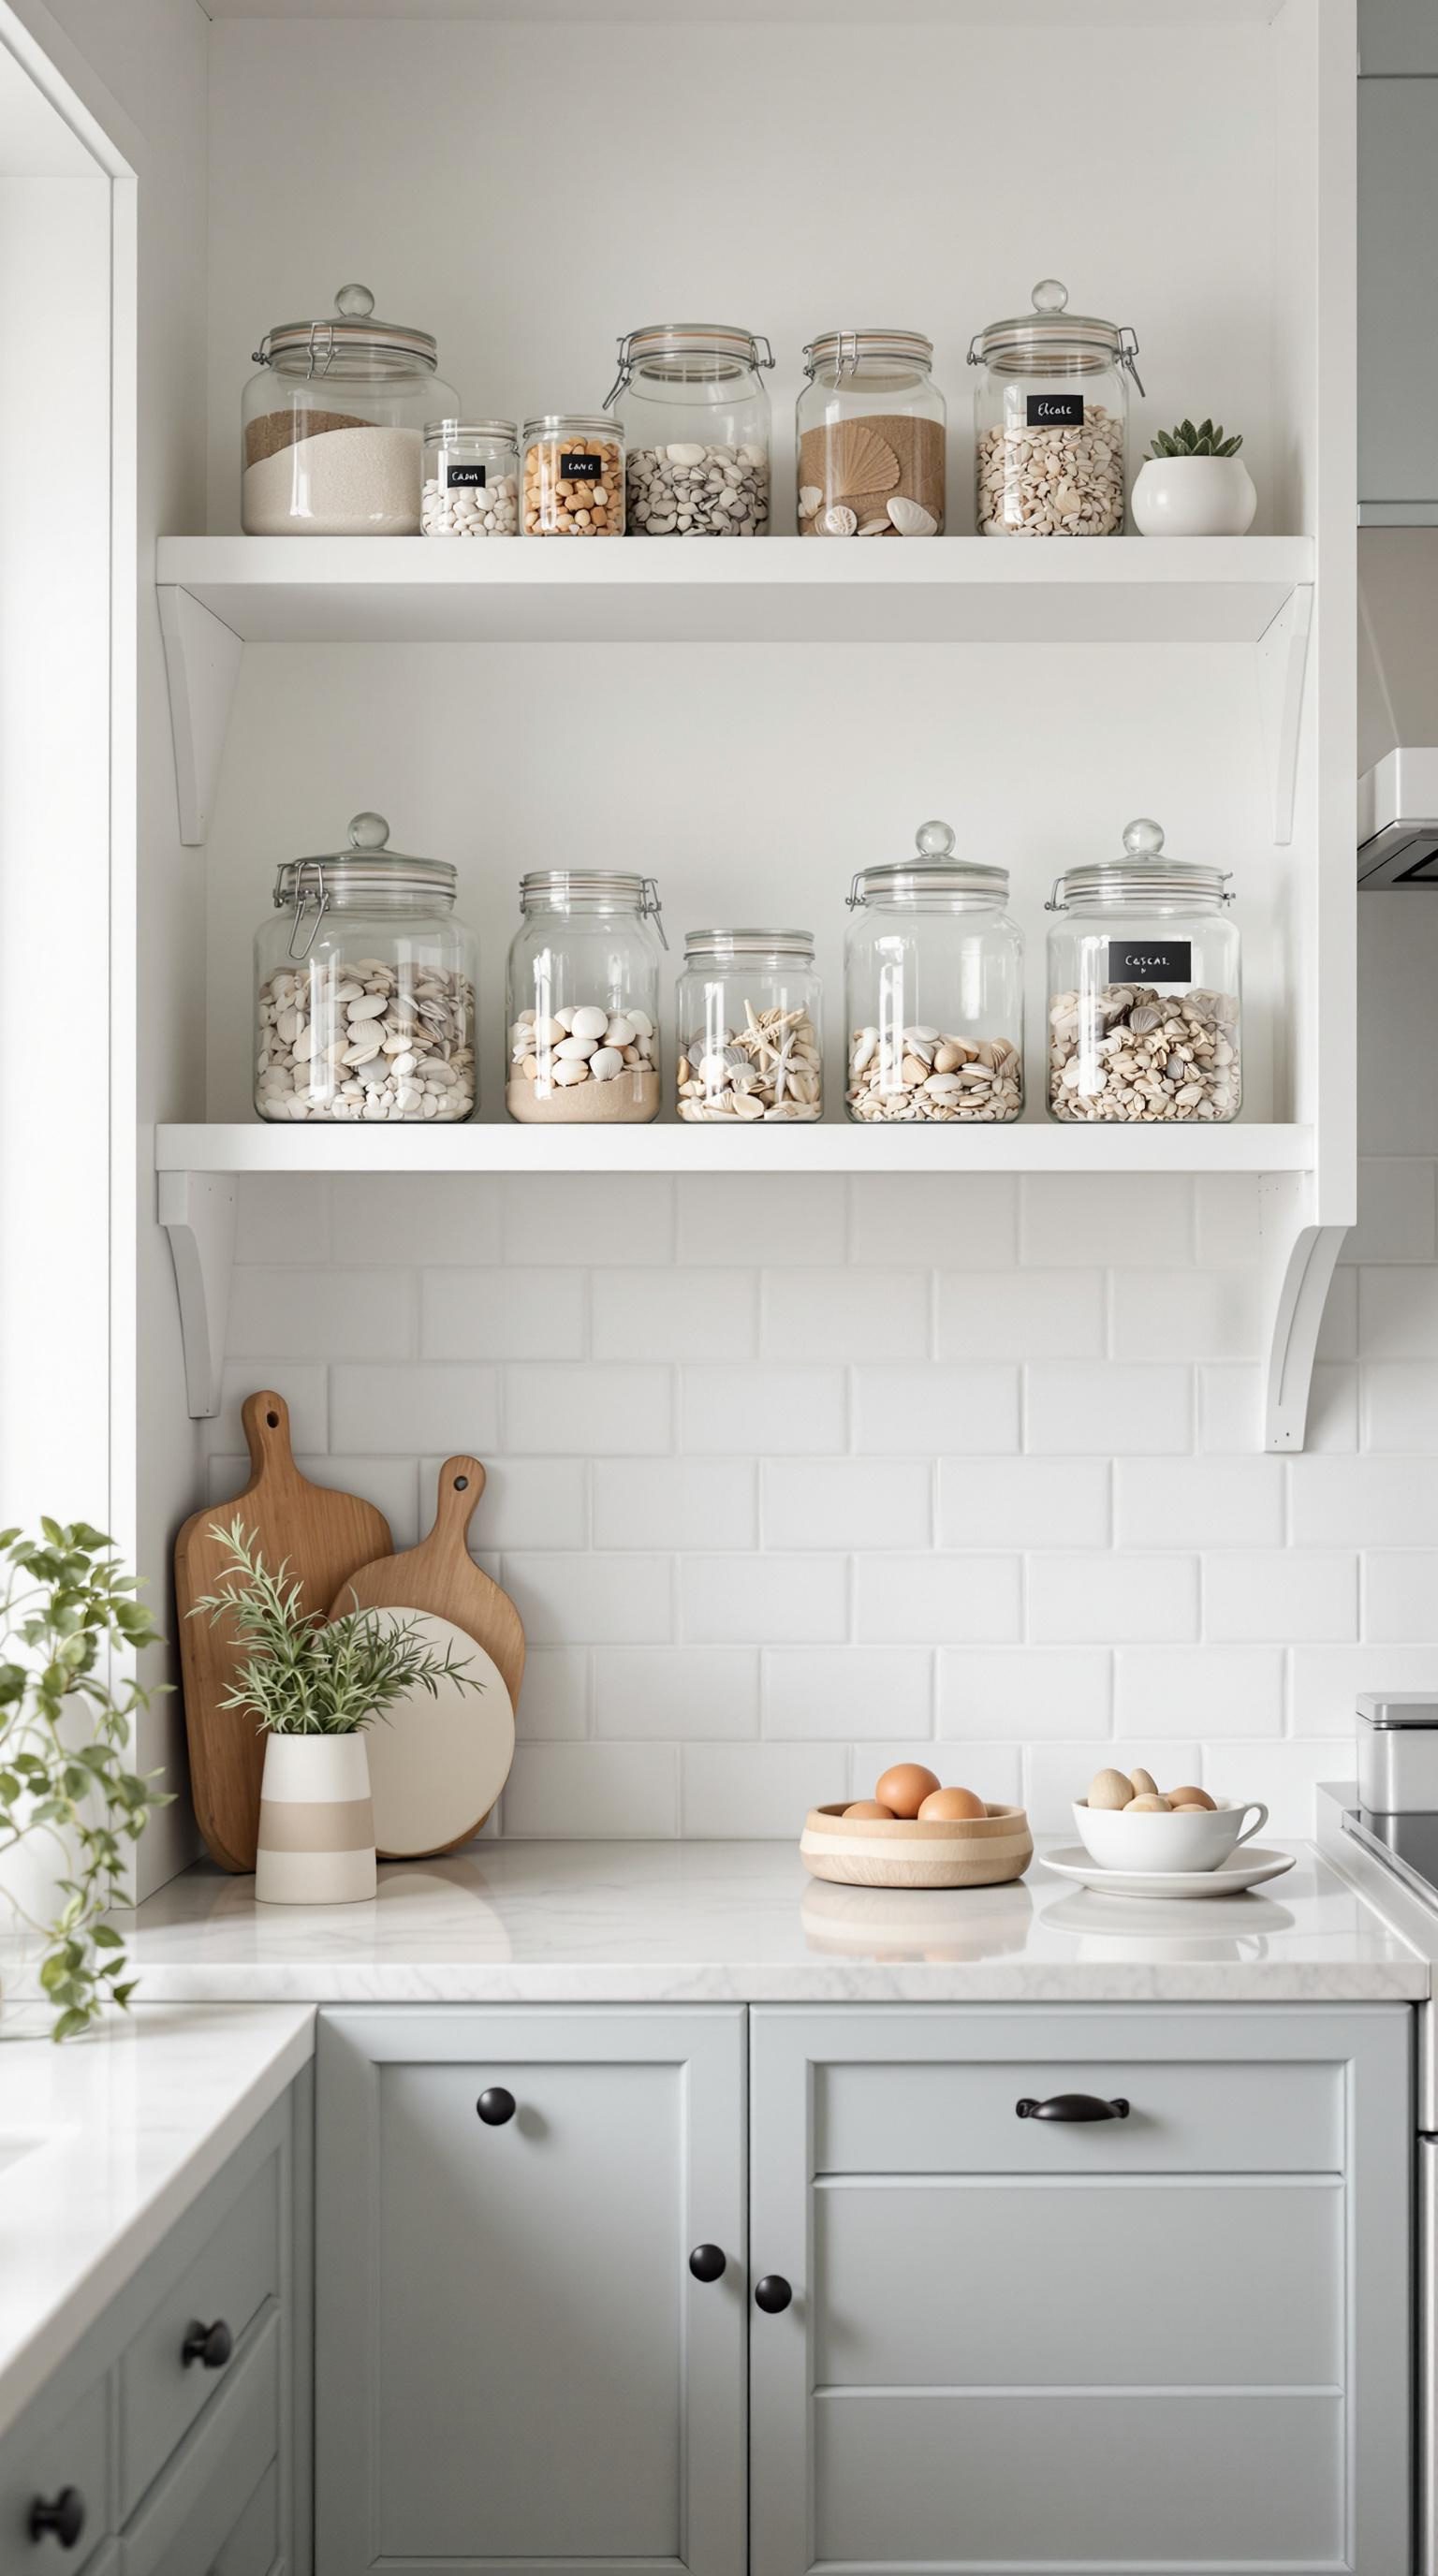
left=1145, top=418, right=1244, bottom=460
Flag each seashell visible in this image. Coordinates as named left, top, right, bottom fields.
left=824, top=505, right=858, bottom=536
left=887, top=495, right=938, bottom=536
left=1128, top=1004, right=1162, bottom=1033
left=798, top=485, right=823, bottom=518
left=827, top=422, right=899, bottom=500
left=856, top=518, right=890, bottom=535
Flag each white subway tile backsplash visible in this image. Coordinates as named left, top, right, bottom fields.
left=594, top=1268, right=756, bottom=1361
left=1108, top=1270, right=1261, bottom=1362
left=1364, top=1550, right=1438, bottom=1641
left=1204, top=1551, right=1359, bottom=1644
left=1029, top=1554, right=1199, bottom=1645
left=440, top=1456, right=586, bottom=1552
left=502, top=1553, right=672, bottom=1646
left=1192, top=1175, right=1264, bottom=1267
left=506, top=1364, right=671, bottom=1455
left=595, top=1647, right=758, bottom=1740
left=938, top=1648, right=1111, bottom=1738
left=1290, top=1454, right=1438, bottom=1547
left=330, top=1363, right=498, bottom=1455
left=854, top=1555, right=1022, bottom=1645
left=1291, top=1644, right=1438, bottom=1735
left=681, top=1741, right=848, bottom=1837
left=594, top=1458, right=757, bottom=1551
left=1113, top=1647, right=1285, bottom=1737
left=939, top=1457, right=1109, bottom=1550
left=1197, top=1738, right=1335, bottom=1837
left=763, top=1458, right=932, bottom=1551
left=848, top=1174, right=1018, bottom=1268
left=330, top=1174, right=502, bottom=1266
left=682, top=1365, right=846, bottom=1455
left=505, top=1175, right=674, bottom=1266
left=761, top=1647, right=933, bottom=1740
left=1316, top=1266, right=1357, bottom=1361
left=514, top=1647, right=590, bottom=1740
left=228, top=1266, right=414, bottom=1361
left=936, top=1270, right=1104, bottom=1360
left=1359, top=1266, right=1438, bottom=1359
left=682, top=1554, right=848, bottom=1645
left=236, top=1175, right=332, bottom=1266
left=1363, top=1362, right=1438, bottom=1452
left=1114, top=1456, right=1284, bottom=1551
left=421, top=1268, right=587, bottom=1360
left=1196, top=1366, right=1263, bottom=1453
left=678, top=1175, right=846, bottom=1267
left=1304, top=1364, right=1360, bottom=1454
left=504, top=1743, right=678, bottom=1837
left=761, top=1268, right=930, bottom=1361
left=1020, top=1174, right=1192, bottom=1267
left=1024, top=1364, right=1191, bottom=1455
left=853, top=1365, right=1019, bottom=1455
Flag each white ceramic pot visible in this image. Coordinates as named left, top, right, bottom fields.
left=1131, top=454, right=1257, bottom=537
left=255, top=1732, right=376, bottom=1906
left=1073, top=1795, right=1269, bottom=1875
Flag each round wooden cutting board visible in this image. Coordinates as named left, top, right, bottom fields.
left=360, top=1610, right=515, bottom=1859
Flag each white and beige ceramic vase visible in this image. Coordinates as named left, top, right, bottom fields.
left=255, top=1733, right=377, bottom=1906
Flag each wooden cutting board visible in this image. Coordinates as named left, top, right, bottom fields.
left=329, top=1457, right=524, bottom=1853
left=174, top=1390, right=393, bottom=1874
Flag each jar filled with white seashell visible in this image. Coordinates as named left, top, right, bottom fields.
left=676, top=931, right=824, bottom=1123
left=606, top=324, right=773, bottom=536
left=255, top=812, right=477, bottom=1122
left=1046, top=819, right=1241, bottom=1124
left=845, top=821, right=1023, bottom=1123
left=968, top=278, right=1142, bottom=536
left=796, top=330, right=946, bottom=537
left=506, top=870, right=665, bottom=1124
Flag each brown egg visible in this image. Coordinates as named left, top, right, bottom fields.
left=918, top=1786, right=987, bottom=1822
left=844, top=1800, right=896, bottom=1820
left=1088, top=1767, right=1135, bottom=1811
left=874, top=1763, right=941, bottom=1820
left=1126, top=1793, right=1173, bottom=1811
left=1171, top=1803, right=1209, bottom=1813
left=1166, top=1784, right=1214, bottom=1810
left=1129, top=1767, right=1159, bottom=1797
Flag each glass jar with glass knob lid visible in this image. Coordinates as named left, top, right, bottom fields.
left=797, top=331, right=946, bottom=536
left=242, top=284, right=458, bottom=534
left=676, top=932, right=824, bottom=1123
left=1046, top=818, right=1240, bottom=1124
left=845, top=821, right=1023, bottom=1122
left=968, top=279, right=1142, bottom=536
left=606, top=324, right=773, bottom=535
left=255, top=812, right=477, bottom=1123
left=506, top=872, right=665, bottom=1124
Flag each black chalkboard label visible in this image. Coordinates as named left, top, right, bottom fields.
left=444, top=461, right=487, bottom=489
left=1026, top=392, right=1085, bottom=429
left=1108, top=938, right=1193, bottom=984
left=564, top=453, right=604, bottom=480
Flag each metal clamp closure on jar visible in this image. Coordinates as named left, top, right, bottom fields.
left=519, top=868, right=668, bottom=949
left=273, top=812, right=458, bottom=960
left=253, top=283, right=438, bottom=383
left=967, top=278, right=1143, bottom=395
left=605, top=325, right=774, bottom=408
left=803, top=329, right=933, bottom=384
left=1046, top=818, right=1232, bottom=915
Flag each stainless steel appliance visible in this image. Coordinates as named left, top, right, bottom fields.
left=1357, top=1691, right=1438, bottom=1809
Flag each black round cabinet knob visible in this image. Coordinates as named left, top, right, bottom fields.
left=477, top=2086, right=517, bottom=2126
left=689, top=2243, right=726, bottom=2283
left=754, top=2274, right=793, bottom=2314
left=182, top=2317, right=233, bottom=2369
left=29, top=2488, right=85, bottom=2549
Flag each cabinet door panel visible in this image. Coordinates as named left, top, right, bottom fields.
left=316, top=2007, right=744, bottom=2576
left=1359, top=81, right=1438, bottom=502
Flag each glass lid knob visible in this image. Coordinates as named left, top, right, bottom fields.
left=347, top=810, right=390, bottom=850
left=1031, top=278, right=1069, bottom=314
left=1123, top=816, right=1166, bottom=859
left=915, top=817, right=956, bottom=858
left=335, top=283, right=375, bottom=319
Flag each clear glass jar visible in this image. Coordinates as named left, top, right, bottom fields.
left=421, top=419, right=519, bottom=536
left=255, top=812, right=477, bottom=1123
left=797, top=331, right=946, bottom=537
left=521, top=415, right=624, bottom=535
left=845, top=821, right=1023, bottom=1123
left=969, top=278, right=1142, bottom=537
left=242, top=285, right=457, bottom=535
left=1046, top=819, right=1240, bottom=1124
left=506, top=871, right=665, bottom=1125
left=606, top=324, right=773, bottom=535
left=676, top=931, right=823, bottom=1123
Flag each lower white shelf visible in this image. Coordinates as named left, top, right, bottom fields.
left=155, top=1120, right=1314, bottom=1177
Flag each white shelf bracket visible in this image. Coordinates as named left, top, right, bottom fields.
left=1259, top=1170, right=1347, bottom=1452
left=157, top=583, right=242, bottom=847
left=1255, top=582, right=1313, bottom=846
left=159, top=1168, right=237, bottom=1418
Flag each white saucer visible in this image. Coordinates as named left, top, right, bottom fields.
left=1037, top=1843, right=1296, bottom=1900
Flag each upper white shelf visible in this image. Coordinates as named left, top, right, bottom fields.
left=157, top=534, right=1311, bottom=649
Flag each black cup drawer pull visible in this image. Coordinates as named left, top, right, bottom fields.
left=477, top=2086, right=516, bottom=2126
left=29, top=2488, right=85, bottom=2549
left=182, top=2316, right=233, bottom=2369
left=1016, top=2093, right=1130, bottom=2122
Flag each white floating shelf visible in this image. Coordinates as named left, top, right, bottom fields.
left=156, top=1120, right=1314, bottom=1178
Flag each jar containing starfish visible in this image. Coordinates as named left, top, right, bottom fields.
left=675, top=930, right=824, bottom=1122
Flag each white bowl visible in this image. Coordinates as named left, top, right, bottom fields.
left=1073, top=1796, right=1269, bottom=1875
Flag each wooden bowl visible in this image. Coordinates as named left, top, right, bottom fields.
left=799, top=1802, right=1034, bottom=1890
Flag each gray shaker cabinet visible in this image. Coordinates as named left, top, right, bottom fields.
left=315, top=2007, right=746, bottom=2576
left=749, top=2006, right=1412, bottom=2576
left=1359, top=79, right=1438, bottom=512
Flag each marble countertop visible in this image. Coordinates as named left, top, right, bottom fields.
left=0, top=2002, right=314, bottom=2441
left=122, top=1837, right=1430, bottom=2004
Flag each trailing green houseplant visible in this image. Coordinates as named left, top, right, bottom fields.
left=0, top=1520, right=170, bottom=2040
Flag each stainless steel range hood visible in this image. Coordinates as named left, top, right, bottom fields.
left=1359, top=750, right=1438, bottom=887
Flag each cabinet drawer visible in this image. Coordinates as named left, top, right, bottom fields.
left=818, top=2051, right=1339, bottom=2174
left=0, top=2379, right=110, bottom=2576
left=118, top=2153, right=280, bottom=2518
left=120, top=2309, right=278, bottom=2576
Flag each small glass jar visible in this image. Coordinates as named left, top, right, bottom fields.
left=676, top=931, right=823, bottom=1123
left=845, top=821, right=1023, bottom=1123
left=968, top=278, right=1142, bottom=537
left=797, top=331, right=946, bottom=537
left=1046, top=819, right=1240, bottom=1124
left=506, top=871, right=665, bottom=1124
left=256, top=812, right=477, bottom=1123
left=421, top=419, right=519, bottom=536
left=606, top=324, right=773, bottom=535
left=521, top=415, right=624, bottom=535
left=242, top=285, right=457, bottom=535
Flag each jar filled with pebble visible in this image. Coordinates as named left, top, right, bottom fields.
left=968, top=279, right=1142, bottom=536
left=796, top=331, right=946, bottom=536
left=676, top=931, right=823, bottom=1123
left=506, top=871, right=665, bottom=1124
left=242, top=285, right=457, bottom=535
left=255, top=812, right=477, bottom=1122
left=422, top=419, right=519, bottom=535
left=606, top=323, right=773, bottom=536
left=1046, top=819, right=1240, bottom=1123
left=845, top=821, right=1023, bottom=1122
left=521, top=415, right=624, bottom=535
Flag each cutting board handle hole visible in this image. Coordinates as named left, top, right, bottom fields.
left=453, top=1474, right=469, bottom=1490
left=265, top=1409, right=279, bottom=1428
